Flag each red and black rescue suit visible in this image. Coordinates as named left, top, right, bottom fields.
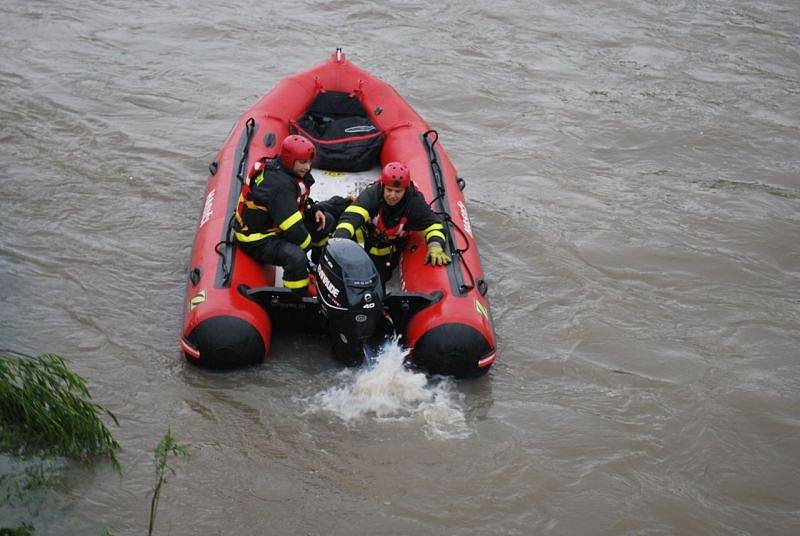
left=332, top=182, right=446, bottom=285
left=234, top=157, right=345, bottom=294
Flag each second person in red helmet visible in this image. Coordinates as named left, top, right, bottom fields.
left=332, top=161, right=451, bottom=286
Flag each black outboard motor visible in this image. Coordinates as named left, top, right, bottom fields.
left=316, top=238, right=388, bottom=365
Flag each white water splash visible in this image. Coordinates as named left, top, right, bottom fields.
left=311, top=338, right=470, bottom=439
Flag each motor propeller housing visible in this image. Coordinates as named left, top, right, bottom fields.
left=316, top=238, right=388, bottom=365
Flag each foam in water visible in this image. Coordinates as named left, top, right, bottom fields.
left=310, top=338, right=469, bottom=439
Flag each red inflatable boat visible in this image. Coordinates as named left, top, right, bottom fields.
left=180, top=50, right=496, bottom=378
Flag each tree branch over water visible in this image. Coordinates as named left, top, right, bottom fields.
left=0, top=352, right=120, bottom=470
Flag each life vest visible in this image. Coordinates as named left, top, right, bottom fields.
left=372, top=211, right=407, bottom=243
left=296, top=180, right=311, bottom=210
left=364, top=204, right=409, bottom=258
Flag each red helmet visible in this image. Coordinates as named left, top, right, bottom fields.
left=279, top=135, right=316, bottom=170
left=380, top=162, right=410, bottom=189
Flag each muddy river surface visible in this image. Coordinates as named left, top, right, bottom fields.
left=1, top=1, right=799, bottom=534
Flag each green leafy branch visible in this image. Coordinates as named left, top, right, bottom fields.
left=148, top=428, right=190, bottom=536
left=0, top=352, right=120, bottom=470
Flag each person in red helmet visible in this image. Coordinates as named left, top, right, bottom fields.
left=332, top=161, right=451, bottom=286
left=234, top=134, right=342, bottom=297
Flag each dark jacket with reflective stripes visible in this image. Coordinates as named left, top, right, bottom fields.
left=234, top=159, right=313, bottom=251
left=333, top=182, right=446, bottom=255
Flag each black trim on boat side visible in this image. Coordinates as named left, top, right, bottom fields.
left=420, top=131, right=471, bottom=297
left=384, top=290, right=443, bottom=337
left=239, top=284, right=327, bottom=334
left=215, top=118, right=257, bottom=288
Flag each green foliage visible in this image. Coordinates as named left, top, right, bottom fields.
left=148, top=428, right=190, bottom=536
left=0, top=354, right=192, bottom=534
left=0, top=524, right=35, bottom=535
left=0, top=353, right=120, bottom=470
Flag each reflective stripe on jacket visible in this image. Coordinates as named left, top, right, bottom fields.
left=234, top=158, right=314, bottom=250
left=333, top=182, right=446, bottom=256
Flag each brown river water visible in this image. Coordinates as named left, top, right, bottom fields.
left=1, top=1, right=799, bottom=534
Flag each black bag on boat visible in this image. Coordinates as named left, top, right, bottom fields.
left=295, top=91, right=384, bottom=172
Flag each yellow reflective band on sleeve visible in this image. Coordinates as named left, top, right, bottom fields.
left=283, top=276, right=309, bottom=289
left=235, top=230, right=277, bottom=243
left=422, top=223, right=444, bottom=235
left=426, top=230, right=446, bottom=242
left=299, top=234, right=311, bottom=251
left=279, top=211, right=303, bottom=231
left=335, top=222, right=355, bottom=237
left=423, top=223, right=446, bottom=242
left=312, top=236, right=329, bottom=247
left=368, top=245, right=393, bottom=257
left=253, top=171, right=265, bottom=187
left=344, top=204, right=370, bottom=222
left=355, top=227, right=366, bottom=247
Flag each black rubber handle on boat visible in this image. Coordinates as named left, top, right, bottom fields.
left=236, top=118, right=256, bottom=184
left=216, top=119, right=257, bottom=288
left=421, top=130, right=477, bottom=295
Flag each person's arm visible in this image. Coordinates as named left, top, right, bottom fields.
left=332, top=188, right=377, bottom=239
left=406, top=194, right=451, bottom=265
left=269, top=184, right=312, bottom=250
left=313, top=195, right=352, bottom=222
left=406, top=195, right=446, bottom=248
left=309, top=195, right=352, bottom=232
